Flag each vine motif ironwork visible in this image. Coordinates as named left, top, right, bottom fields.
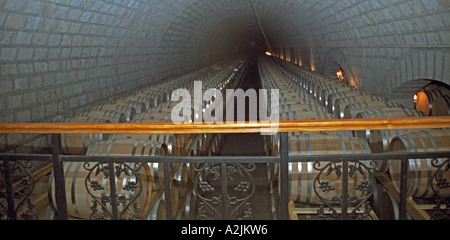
left=83, top=162, right=144, bottom=220
left=430, top=157, right=450, bottom=220
left=313, top=160, right=376, bottom=220
left=0, top=161, right=36, bottom=220
left=193, top=163, right=256, bottom=220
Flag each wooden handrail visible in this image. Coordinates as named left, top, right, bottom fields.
left=0, top=116, right=449, bottom=134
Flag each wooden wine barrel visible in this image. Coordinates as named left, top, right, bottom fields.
left=274, top=111, right=354, bottom=155
left=326, top=90, right=371, bottom=113
left=311, top=81, right=347, bottom=102
left=343, top=101, right=404, bottom=119
left=134, top=110, right=172, bottom=122
left=279, top=91, right=312, bottom=100
left=78, top=110, right=126, bottom=123
left=354, top=107, right=425, bottom=172
left=279, top=96, right=317, bottom=105
left=111, top=131, right=178, bottom=156
left=210, top=134, right=222, bottom=155
left=153, top=100, right=190, bottom=114
left=132, top=91, right=165, bottom=107
left=49, top=155, right=152, bottom=219
left=86, top=138, right=170, bottom=191
left=333, top=95, right=387, bottom=119
left=177, top=191, right=196, bottom=220
left=432, top=95, right=450, bottom=116
left=388, top=129, right=450, bottom=198
left=280, top=102, right=328, bottom=114
left=173, top=162, right=189, bottom=198
left=320, top=85, right=356, bottom=106
left=167, top=179, right=180, bottom=218
left=354, top=108, right=425, bottom=142
left=126, top=112, right=188, bottom=156
left=112, top=99, right=147, bottom=113
left=146, top=190, right=167, bottom=220
left=89, top=104, right=136, bottom=122
left=27, top=166, right=54, bottom=219
left=188, top=135, right=203, bottom=156
left=119, top=95, right=157, bottom=110
left=376, top=188, right=400, bottom=220
left=59, top=117, right=111, bottom=155
left=416, top=87, right=450, bottom=116
left=279, top=110, right=335, bottom=121
left=282, top=133, right=372, bottom=204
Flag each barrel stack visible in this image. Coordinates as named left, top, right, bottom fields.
left=415, top=84, right=450, bottom=116
left=52, top=59, right=247, bottom=219
left=272, top=57, right=450, bottom=218
left=48, top=55, right=449, bottom=220
left=260, top=57, right=374, bottom=208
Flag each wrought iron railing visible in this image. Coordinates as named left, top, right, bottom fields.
left=1, top=117, right=449, bottom=220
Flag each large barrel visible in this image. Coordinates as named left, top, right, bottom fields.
left=175, top=191, right=196, bottom=220
left=354, top=107, right=425, bottom=172
left=187, top=135, right=203, bottom=156
left=326, top=90, right=371, bottom=113
left=312, top=81, right=349, bottom=103
left=111, top=99, right=147, bottom=113
left=282, top=133, right=372, bottom=204
left=280, top=103, right=328, bottom=114
left=308, top=79, right=337, bottom=97
left=78, top=110, right=126, bottom=123
left=146, top=190, right=167, bottom=220
left=89, top=104, right=136, bottom=122
left=320, top=85, right=356, bottom=106
left=343, top=101, right=404, bottom=119
left=354, top=108, right=424, bottom=143
left=86, top=139, right=170, bottom=190
left=279, top=91, right=312, bottom=101
left=432, top=95, right=450, bottom=116
left=279, top=96, right=318, bottom=105
left=127, top=114, right=187, bottom=156
left=416, top=86, right=450, bottom=116
left=333, top=95, right=387, bottom=119
left=173, top=162, right=192, bottom=199
left=49, top=140, right=155, bottom=219
left=119, top=95, right=157, bottom=110
left=59, top=117, right=111, bottom=155
left=110, top=132, right=177, bottom=156
left=279, top=110, right=335, bottom=121
left=388, top=129, right=450, bottom=198
left=132, top=91, right=166, bottom=107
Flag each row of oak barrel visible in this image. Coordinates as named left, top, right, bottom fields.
left=415, top=84, right=450, bottom=116
left=260, top=56, right=450, bottom=206
left=47, top=59, right=246, bottom=219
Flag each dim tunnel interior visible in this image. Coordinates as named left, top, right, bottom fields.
left=0, top=0, right=449, bottom=221
left=1, top=0, right=449, bottom=131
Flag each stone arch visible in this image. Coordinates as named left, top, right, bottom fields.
left=321, top=48, right=358, bottom=87
left=384, top=48, right=450, bottom=98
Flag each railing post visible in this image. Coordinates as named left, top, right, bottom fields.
left=341, top=160, right=349, bottom=220
left=51, top=134, right=68, bottom=220
left=221, top=163, right=229, bottom=220
left=280, top=132, right=289, bottom=220
left=164, top=161, right=172, bottom=220
left=3, top=160, right=16, bottom=220
left=399, top=158, right=408, bottom=220
left=107, top=162, right=119, bottom=220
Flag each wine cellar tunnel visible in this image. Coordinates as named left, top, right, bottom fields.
left=0, top=0, right=449, bottom=221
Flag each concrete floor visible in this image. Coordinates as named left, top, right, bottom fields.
left=216, top=58, right=276, bottom=220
